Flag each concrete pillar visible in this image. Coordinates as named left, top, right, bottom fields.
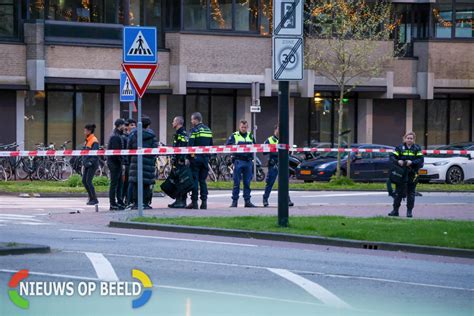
left=24, top=22, right=45, bottom=91
left=357, top=99, right=373, bottom=143
left=16, top=91, right=25, bottom=150
left=406, top=99, right=414, bottom=133
left=104, top=93, right=120, bottom=137
left=159, top=94, right=167, bottom=144
left=236, top=96, right=251, bottom=125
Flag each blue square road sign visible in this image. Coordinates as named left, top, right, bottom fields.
left=120, top=71, right=136, bottom=102
left=123, top=26, right=157, bottom=63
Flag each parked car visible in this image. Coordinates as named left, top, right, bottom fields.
left=295, top=144, right=394, bottom=182
left=418, top=142, right=474, bottom=184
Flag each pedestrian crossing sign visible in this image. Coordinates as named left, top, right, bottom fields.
left=120, top=71, right=136, bottom=102
left=123, top=26, right=157, bottom=63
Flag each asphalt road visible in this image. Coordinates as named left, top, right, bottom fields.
left=0, top=193, right=473, bottom=316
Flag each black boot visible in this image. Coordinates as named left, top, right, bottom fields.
left=407, top=209, right=413, bottom=218
left=200, top=200, right=207, bottom=210
left=168, top=200, right=177, bottom=208
left=230, top=200, right=238, bottom=208
left=244, top=200, right=256, bottom=208
left=288, top=199, right=294, bottom=207
left=185, top=201, right=198, bottom=209
left=388, top=209, right=399, bottom=217
left=263, top=197, right=269, bottom=207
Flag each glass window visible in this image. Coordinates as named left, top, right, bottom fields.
left=47, top=0, right=123, bottom=23
left=184, top=0, right=207, bottom=30
left=333, top=98, right=356, bottom=145
left=25, top=91, right=46, bottom=150
left=427, top=99, right=448, bottom=147
left=433, top=0, right=453, bottom=38
left=29, top=0, right=45, bottom=19
left=210, top=0, right=233, bottom=30
left=75, top=92, right=102, bottom=148
left=294, top=98, right=309, bottom=146
left=47, top=91, right=74, bottom=149
left=260, top=0, right=272, bottom=35
left=166, top=95, right=185, bottom=145
left=164, top=0, right=181, bottom=29
left=309, top=93, right=332, bottom=145
left=0, top=0, right=15, bottom=37
left=455, top=3, right=473, bottom=38
left=235, top=0, right=258, bottom=31
left=413, top=100, right=426, bottom=148
left=186, top=93, right=210, bottom=130
left=211, top=95, right=234, bottom=144
left=450, top=99, right=471, bottom=143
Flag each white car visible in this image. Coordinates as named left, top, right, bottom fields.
left=418, top=143, right=474, bottom=184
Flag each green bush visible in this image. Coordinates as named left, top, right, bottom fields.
left=93, top=176, right=110, bottom=187
left=66, top=174, right=82, bottom=187
left=329, top=175, right=355, bottom=186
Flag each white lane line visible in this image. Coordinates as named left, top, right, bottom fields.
left=60, top=229, right=257, bottom=248
left=69, top=252, right=474, bottom=292
left=0, top=213, right=36, bottom=218
left=302, top=192, right=387, bottom=198
left=0, top=269, right=322, bottom=307
left=268, top=268, right=351, bottom=309
left=84, top=252, right=119, bottom=281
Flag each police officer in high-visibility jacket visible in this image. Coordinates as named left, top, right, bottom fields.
left=186, top=112, right=213, bottom=210
left=263, top=124, right=294, bottom=207
left=226, top=120, right=256, bottom=208
left=388, top=131, right=424, bottom=218
left=168, top=116, right=188, bottom=209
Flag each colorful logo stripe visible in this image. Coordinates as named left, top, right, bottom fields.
left=8, top=269, right=29, bottom=309
left=132, top=269, right=153, bottom=309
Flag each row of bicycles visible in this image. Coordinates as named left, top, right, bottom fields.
left=0, top=141, right=266, bottom=182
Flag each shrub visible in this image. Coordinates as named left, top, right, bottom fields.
left=329, top=175, right=355, bottom=186
left=66, top=174, right=82, bottom=187
left=93, top=176, right=110, bottom=187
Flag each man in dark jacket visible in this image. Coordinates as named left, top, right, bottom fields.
left=388, top=131, right=424, bottom=218
left=107, top=119, right=126, bottom=210
left=122, top=119, right=136, bottom=206
left=168, top=116, right=189, bottom=208
left=127, top=117, right=158, bottom=210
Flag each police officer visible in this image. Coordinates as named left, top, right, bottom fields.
left=168, top=116, right=189, bottom=208
left=226, top=120, right=256, bottom=208
left=123, top=119, right=136, bottom=207
left=388, top=131, right=424, bottom=218
left=186, top=112, right=213, bottom=210
left=107, top=118, right=126, bottom=210
left=262, top=125, right=294, bottom=207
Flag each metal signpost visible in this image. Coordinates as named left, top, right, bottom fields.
left=251, top=82, right=260, bottom=181
left=273, top=0, right=304, bottom=227
left=123, top=26, right=158, bottom=217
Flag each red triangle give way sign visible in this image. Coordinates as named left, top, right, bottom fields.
left=123, top=64, right=158, bottom=98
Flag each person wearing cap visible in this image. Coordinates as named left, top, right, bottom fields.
left=107, top=118, right=126, bottom=210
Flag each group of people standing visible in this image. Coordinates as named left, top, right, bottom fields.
left=81, top=114, right=423, bottom=217
left=81, top=118, right=159, bottom=210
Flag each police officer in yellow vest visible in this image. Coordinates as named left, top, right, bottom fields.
left=226, top=120, right=256, bottom=207
left=263, top=125, right=294, bottom=207
left=388, top=132, right=424, bottom=218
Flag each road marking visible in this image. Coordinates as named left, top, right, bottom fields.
left=60, top=229, right=257, bottom=248
left=0, top=269, right=323, bottom=307
left=302, top=192, right=387, bottom=198
left=268, top=268, right=351, bottom=309
left=0, top=213, right=36, bottom=218
left=71, top=252, right=474, bottom=292
left=0, top=214, right=51, bottom=226
left=84, top=252, right=119, bottom=281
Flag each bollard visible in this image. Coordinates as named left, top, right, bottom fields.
left=95, top=204, right=99, bottom=212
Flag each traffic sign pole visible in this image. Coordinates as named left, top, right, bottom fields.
left=278, top=81, right=290, bottom=227
left=137, top=97, right=143, bottom=216
left=129, top=102, right=133, bottom=119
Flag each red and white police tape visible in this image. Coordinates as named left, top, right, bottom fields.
left=0, top=144, right=472, bottom=157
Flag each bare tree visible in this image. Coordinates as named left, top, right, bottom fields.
left=305, top=0, right=402, bottom=178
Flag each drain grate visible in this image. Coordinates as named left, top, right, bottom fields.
left=362, top=244, right=378, bottom=250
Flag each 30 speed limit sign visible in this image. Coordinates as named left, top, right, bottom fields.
left=272, top=37, right=303, bottom=81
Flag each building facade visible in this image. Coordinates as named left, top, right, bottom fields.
left=0, top=0, right=473, bottom=150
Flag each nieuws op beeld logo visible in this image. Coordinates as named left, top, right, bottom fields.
left=8, top=269, right=153, bottom=309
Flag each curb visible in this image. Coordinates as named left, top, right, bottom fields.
left=0, top=192, right=166, bottom=198
left=109, top=221, right=474, bottom=259
left=0, top=243, right=50, bottom=256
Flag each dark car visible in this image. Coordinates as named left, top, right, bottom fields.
left=295, top=144, right=395, bottom=182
